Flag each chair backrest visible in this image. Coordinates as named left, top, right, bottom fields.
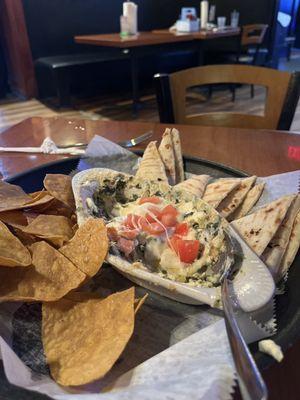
left=154, top=64, right=300, bottom=130
left=241, top=24, right=269, bottom=46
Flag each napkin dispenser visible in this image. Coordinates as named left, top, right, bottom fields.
left=122, top=1, right=138, bottom=35
left=176, top=7, right=200, bottom=32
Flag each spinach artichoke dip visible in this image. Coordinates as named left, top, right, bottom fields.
left=84, top=175, right=226, bottom=287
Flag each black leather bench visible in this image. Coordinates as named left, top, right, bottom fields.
left=35, top=51, right=129, bottom=107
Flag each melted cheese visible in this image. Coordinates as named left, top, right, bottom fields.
left=107, top=194, right=226, bottom=286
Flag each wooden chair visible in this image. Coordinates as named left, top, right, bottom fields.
left=237, top=24, right=269, bottom=64
left=154, top=64, right=300, bottom=130
left=232, top=24, right=269, bottom=100
left=206, top=25, right=269, bottom=101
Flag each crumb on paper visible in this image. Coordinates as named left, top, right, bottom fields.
left=258, top=339, right=284, bottom=362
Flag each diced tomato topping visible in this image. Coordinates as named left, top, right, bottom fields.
left=119, top=229, right=139, bottom=239
left=139, top=196, right=161, bottom=205
left=169, top=236, right=200, bottom=264
left=145, top=206, right=162, bottom=223
left=142, top=222, right=165, bottom=235
left=117, top=237, right=135, bottom=257
left=161, top=204, right=178, bottom=216
left=124, top=214, right=141, bottom=229
left=161, top=213, right=177, bottom=227
left=169, top=235, right=180, bottom=252
left=107, top=227, right=119, bottom=242
left=175, top=222, right=189, bottom=236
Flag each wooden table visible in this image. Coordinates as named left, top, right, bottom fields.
left=152, top=27, right=241, bottom=40
left=0, top=117, right=300, bottom=399
left=0, top=117, right=299, bottom=180
left=74, top=29, right=240, bottom=112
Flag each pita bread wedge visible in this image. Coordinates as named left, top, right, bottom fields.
left=202, top=178, right=241, bottom=208
left=174, top=175, right=210, bottom=198
left=135, top=141, right=168, bottom=183
left=231, top=183, right=265, bottom=220
left=158, top=129, right=176, bottom=185
left=262, top=196, right=300, bottom=280
left=231, top=194, right=296, bottom=256
left=278, top=211, right=300, bottom=280
left=171, top=128, right=185, bottom=183
left=218, top=176, right=257, bottom=220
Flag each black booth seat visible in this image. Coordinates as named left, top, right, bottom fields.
left=35, top=51, right=129, bottom=107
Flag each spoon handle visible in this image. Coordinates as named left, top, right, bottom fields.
left=222, top=279, right=268, bottom=400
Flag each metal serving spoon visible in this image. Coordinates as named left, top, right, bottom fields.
left=215, top=230, right=268, bottom=400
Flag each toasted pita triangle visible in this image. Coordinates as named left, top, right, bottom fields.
left=231, top=194, right=296, bottom=256
left=231, top=183, right=265, bottom=220
left=174, top=175, right=210, bottom=198
left=218, top=176, right=257, bottom=219
left=158, top=129, right=176, bottom=185
left=279, top=211, right=300, bottom=280
left=262, top=195, right=300, bottom=280
left=171, top=128, right=185, bottom=183
left=135, top=141, right=168, bottom=183
left=202, top=178, right=241, bottom=208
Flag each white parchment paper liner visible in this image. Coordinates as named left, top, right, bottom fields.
left=0, top=135, right=298, bottom=399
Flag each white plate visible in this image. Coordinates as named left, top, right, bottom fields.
left=72, top=168, right=275, bottom=312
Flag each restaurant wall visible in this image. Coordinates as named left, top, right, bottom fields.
left=21, top=0, right=279, bottom=99
left=23, top=0, right=277, bottom=60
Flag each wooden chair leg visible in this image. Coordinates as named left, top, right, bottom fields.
left=230, top=84, right=236, bottom=102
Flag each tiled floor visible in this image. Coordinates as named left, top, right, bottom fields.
left=1, top=54, right=300, bottom=133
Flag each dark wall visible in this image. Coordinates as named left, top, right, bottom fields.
left=23, top=0, right=191, bottom=59
left=23, top=0, right=277, bottom=60
left=22, top=0, right=279, bottom=99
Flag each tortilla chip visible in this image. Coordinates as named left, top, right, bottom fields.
left=134, top=294, right=148, bottom=314
left=0, top=241, right=86, bottom=302
left=0, top=181, right=32, bottom=212
left=64, top=291, right=101, bottom=302
left=262, top=196, right=300, bottom=279
left=231, top=194, right=296, bottom=256
left=0, top=210, right=29, bottom=228
left=203, top=178, right=241, bottom=208
left=230, top=183, right=265, bottom=220
left=21, top=215, right=74, bottom=247
left=0, top=221, right=31, bottom=267
left=44, top=174, right=75, bottom=210
left=12, top=227, right=39, bottom=247
left=29, top=190, right=49, bottom=201
left=174, top=174, right=210, bottom=198
left=218, top=176, right=257, bottom=219
left=158, top=128, right=176, bottom=185
left=32, top=198, right=74, bottom=218
left=59, top=218, right=108, bottom=278
left=279, top=211, right=300, bottom=280
left=42, top=288, right=135, bottom=386
left=24, top=194, right=54, bottom=209
left=171, top=128, right=185, bottom=183
left=135, top=141, right=168, bottom=183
